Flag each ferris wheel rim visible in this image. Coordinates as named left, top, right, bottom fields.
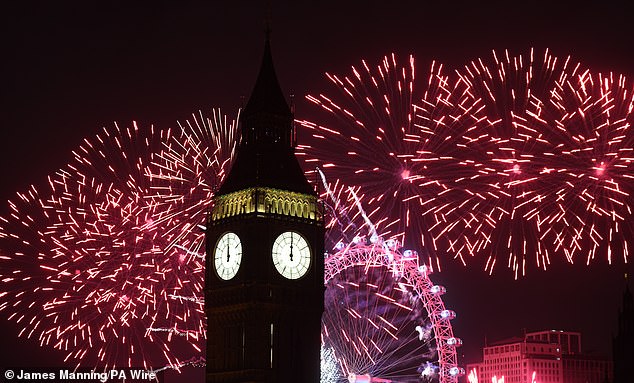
left=323, top=241, right=461, bottom=383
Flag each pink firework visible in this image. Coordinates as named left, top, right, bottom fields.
left=301, top=50, right=634, bottom=277
left=0, top=121, right=184, bottom=368
left=529, top=70, right=634, bottom=266
left=0, top=112, right=238, bottom=369
left=437, top=48, right=586, bottom=276
left=298, top=54, right=482, bottom=270
left=445, top=49, right=634, bottom=276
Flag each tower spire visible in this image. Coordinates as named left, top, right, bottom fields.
left=240, top=35, right=293, bottom=148
left=216, top=37, right=312, bottom=195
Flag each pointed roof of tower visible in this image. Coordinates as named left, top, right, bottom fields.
left=216, top=36, right=313, bottom=196
left=242, top=36, right=292, bottom=120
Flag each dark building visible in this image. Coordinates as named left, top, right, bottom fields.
left=612, top=277, right=634, bottom=383
left=204, top=35, right=325, bottom=383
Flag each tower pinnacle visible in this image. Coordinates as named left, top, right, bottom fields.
left=217, top=38, right=312, bottom=195
left=241, top=37, right=292, bottom=138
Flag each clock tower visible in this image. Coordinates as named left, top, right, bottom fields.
left=205, top=36, right=324, bottom=383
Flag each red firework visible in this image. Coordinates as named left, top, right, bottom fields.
left=300, top=50, right=634, bottom=277
left=298, top=54, right=482, bottom=271
left=0, top=122, right=184, bottom=369
left=524, top=68, right=634, bottom=265
left=0, top=111, right=238, bottom=369
left=147, top=109, right=238, bottom=262
left=445, top=49, right=634, bottom=277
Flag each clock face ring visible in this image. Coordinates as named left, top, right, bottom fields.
left=271, top=231, right=311, bottom=279
left=214, top=232, right=242, bottom=280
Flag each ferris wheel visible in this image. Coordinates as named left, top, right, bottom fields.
left=322, top=237, right=463, bottom=383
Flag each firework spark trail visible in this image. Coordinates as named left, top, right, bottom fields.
left=317, top=173, right=408, bottom=256
left=448, top=49, right=634, bottom=277
left=298, top=54, right=482, bottom=271
left=145, top=108, right=239, bottom=308
left=441, top=48, right=584, bottom=277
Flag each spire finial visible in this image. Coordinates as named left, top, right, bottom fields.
left=264, top=0, right=272, bottom=41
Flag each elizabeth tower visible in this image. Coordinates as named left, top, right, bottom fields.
left=204, top=36, right=324, bottom=383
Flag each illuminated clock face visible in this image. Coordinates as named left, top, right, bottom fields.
left=271, top=231, right=311, bottom=279
left=214, top=232, right=242, bottom=280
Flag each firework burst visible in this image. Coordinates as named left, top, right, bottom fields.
left=301, top=49, right=634, bottom=277
left=444, top=49, right=634, bottom=276
left=0, top=121, right=186, bottom=368
left=0, top=111, right=238, bottom=369
left=298, top=54, right=481, bottom=270
left=524, top=67, right=634, bottom=266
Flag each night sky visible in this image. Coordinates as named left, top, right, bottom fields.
left=1, top=0, right=633, bottom=379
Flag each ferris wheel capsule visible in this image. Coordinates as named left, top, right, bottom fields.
left=384, top=239, right=397, bottom=250
left=448, top=367, right=465, bottom=376
left=446, top=337, right=463, bottom=346
left=401, top=250, right=417, bottom=262
left=440, top=310, right=456, bottom=320
left=430, top=285, right=446, bottom=295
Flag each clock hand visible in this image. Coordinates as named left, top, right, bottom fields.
left=226, top=241, right=230, bottom=263
left=289, top=233, right=294, bottom=262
